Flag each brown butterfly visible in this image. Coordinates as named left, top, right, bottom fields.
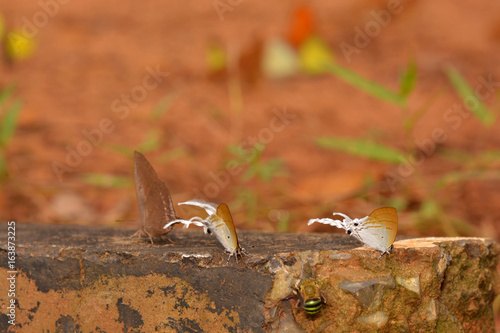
left=132, top=151, right=178, bottom=244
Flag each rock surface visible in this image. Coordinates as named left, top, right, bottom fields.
left=0, top=224, right=498, bottom=332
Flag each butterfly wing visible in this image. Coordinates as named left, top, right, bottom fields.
left=142, top=180, right=177, bottom=237
left=134, top=151, right=176, bottom=239
left=134, top=151, right=158, bottom=228
left=369, top=207, right=398, bottom=244
left=179, top=199, right=218, bottom=216
left=354, top=207, right=397, bottom=251
left=216, top=203, right=239, bottom=249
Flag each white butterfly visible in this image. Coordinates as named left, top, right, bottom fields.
left=308, top=207, right=398, bottom=257
left=164, top=199, right=247, bottom=264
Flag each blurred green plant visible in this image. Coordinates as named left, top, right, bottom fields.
left=150, top=92, right=177, bottom=120
left=444, top=65, right=495, bottom=126
left=324, top=62, right=406, bottom=107
left=228, top=143, right=286, bottom=182
left=317, top=59, right=499, bottom=236
left=83, top=94, right=185, bottom=187
left=316, top=137, right=403, bottom=164
left=227, top=142, right=287, bottom=226
left=105, top=129, right=162, bottom=158
left=274, top=210, right=292, bottom=233
left=0, top=14, right=5, bottom=41
left=82, top=173, right=132, bottom=188
left=0, top=84, right=23, bottom=181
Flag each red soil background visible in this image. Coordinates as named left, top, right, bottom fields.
left=1, top=0, right=500, bottom=326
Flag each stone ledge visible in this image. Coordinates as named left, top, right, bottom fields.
left=0, top=223, right=498, bottom=332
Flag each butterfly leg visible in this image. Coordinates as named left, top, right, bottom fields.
left=377, top=245, right=394, bottom=259
left=130, top=229, right=142, bottom=241
left=146, top=232, right=155, bottom=244
left=159, top=234, right=174, bottom=244
left=224, top=252, right=236, bottom=265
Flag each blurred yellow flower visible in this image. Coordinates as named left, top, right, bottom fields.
left=298, top=36, right=334, bottom=75
left=5, top=29, right=37, bottom=61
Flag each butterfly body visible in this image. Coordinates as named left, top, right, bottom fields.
left=308, top=207, right=398, bottom=257
left=164, top=199, right=247, bottom=263
left=133, top=151, right=178, bottom=244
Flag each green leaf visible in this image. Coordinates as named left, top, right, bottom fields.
left=0, top=84, right=15, bottom=106
left=444, top=65, right=495, bottom=126
left=228, top=143, right=265, bottom=166
left=403, top=90, right=441, bottom=132
left=316, top=136, right=403, bottom=164
left=257, top=159, right=285, bottom=182
left=434, top=170, right=500, bottom=190
left=103, top=143, right=131, bottom=157
left=136, top=130, right=161, bottom=153
left=102, top=130, right=159, bottom=158
left=151, top=93, right=176, bottom=120
left=242, top=168, right=257, bottom=182
left=82, top=173, right=132, bottom=188
left=0, top=151, right=7, bottom=180
left=419, top=199, right=442, bottom=219
left=324, top=62, right=405, bottom=107
left=478, top=150, right=500, bottom=163
left=0, top=13, right=5, bottom=40
left=399, top=59, right=417, bottom=98
left=157, top=147, right=187, bottom=164
left=0, top=99, right=23, bottom=147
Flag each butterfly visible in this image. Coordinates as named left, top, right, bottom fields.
left=164, top=199, right=247, bottom=264
left=132, top=151, right=178, bottom=244
left=308, top=207, right=398, bottom=257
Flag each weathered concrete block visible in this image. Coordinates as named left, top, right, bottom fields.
left=0, top=224, right=498, bottom=332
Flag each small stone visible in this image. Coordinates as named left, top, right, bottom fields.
left=268, top=268, right=294, bottom=303
left=357, top=311, right=388, bottom=328
left=395, top=276, right=420, bottom=296
left=338, top=276, right=396, bottom=309
left=424, top=298, right=438, bottom=321
left=436, top=249, right=452, bottom=280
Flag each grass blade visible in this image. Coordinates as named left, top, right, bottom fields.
left=151, top=93, right=177, bottom=120
left=0, top=99, right=23, bottom=147
left=316, top=136, right=403, bottom=164
left=82, top=173, right=132, bottom=188
left=0, top=151, right=7, bottom=180
left=399, top=59, right=417, bottom=98
left=324, top=62, right=405, bottom=107
left=444, top=65, right=495, bottom=126
left=0, top=84, right=16, bottom=105
left=434, top=170, right=500, bottom=190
